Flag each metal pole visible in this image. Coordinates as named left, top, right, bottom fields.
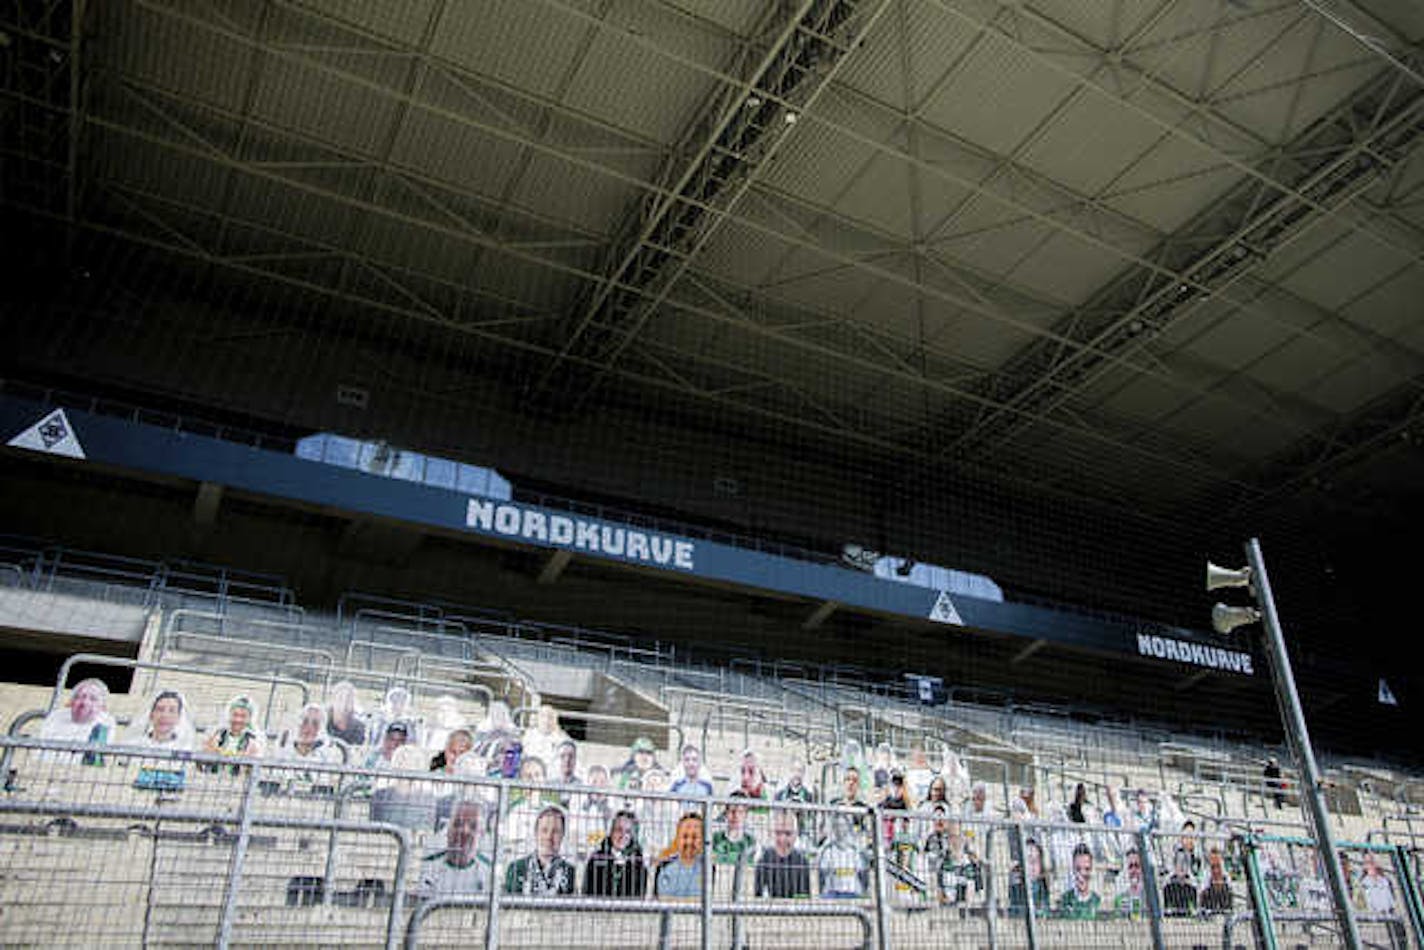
left=1137, top=828, right=1166, bottom=950
left=216, top=762, right=261, bottom=949
left=700, top=798, right=713, bottom=950
left=870, top=805, right=890, bottom=950
left=383, top=827, right=411, bottom=950
left=983, top=825, right=998, bottom=950
left=730, top=843, right=752, bottom=950
left=484, top=781, right=507, bottom=950
left=1013, top=822, right=1038, bottom=950
left=1245, top=538, right=1362, bottom=950
left=1395, top=844, right=1424, bottom=947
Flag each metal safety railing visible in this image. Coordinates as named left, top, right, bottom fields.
left=510, top=705, right=683, bottom=758
left=53, top=653, right=310, bottom=733
left=1, top=734, right=1421, bottom=950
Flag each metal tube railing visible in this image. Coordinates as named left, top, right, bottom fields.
left=510, top=705, right=683, bottom=756
left=161, top=629, right=336, bottom=681
left=216, top=763, right=261, bottom=949
left=345, top=639, right=423, bottom=673
left=281, top=662, right=494, bottom=708
left=3, top=732, right=1418, bottom=950
left=406, top=896, right=874, bottom=950
left=52, top=653, right=309, bottom=732
left=0, top=781, right=411, bottom=950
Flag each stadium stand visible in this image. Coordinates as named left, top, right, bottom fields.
left=5, top=0, right=1424, bottom=946
left=1, top=544, right=1422, bottom=946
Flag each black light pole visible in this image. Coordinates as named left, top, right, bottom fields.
left=1210, top=539, right=1361, bottom=949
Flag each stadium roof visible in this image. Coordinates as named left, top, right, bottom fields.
left=4, top=0, right=1424, bottom=526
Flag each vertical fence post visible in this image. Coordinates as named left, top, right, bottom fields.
left=1241, top=836, right=1279, bottom=950
left=1396, top=844, right=1424, bottom=945
left=383, top=827, right=410, bottom=950
left=216, top=762, right=261, bottom=949
left=983, top=825, right=998, bottom=950
left=1138, top=828, right=1166, bottom=950
left=484, top=781, right=507, bottom=950
left=701, top=797, right=713, bottom=950
left=1245, top=538, right=1361, bottom=950
left=1013, top=822, right=1038, bottom=950
left=870, top=806, right=890, bottom=950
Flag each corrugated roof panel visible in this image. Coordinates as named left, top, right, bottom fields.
left=1017, top=94, right=1166, bottom=197
left=1341, top=268, right=1424, bottom=339
left=432, top=1, right=594, bottom=100
left=251, top=55, right=401, bottom=156
left=756, top=117, right=881, bottom=208
left=1127, top=3, right=1301, bottom=97
left=657, top=0, right=767, bottom=37
left=1035, top=0, right=1159, bottom=49
left=927, top=311, right=1038, bottom=370
left=1207, top=15, right=1358, bottom=103
left=1307, top=356, right=1410, bottom=415
left=1099, top=142, right=1241, bottom=233
left=88, top=127, right=231, bottom=212
left=1009, top=231, right=1147, bottom=305
left=917, top=31, right=1077, bottom=156
left=289, top=0, right=441, bottom=47
left=388, top=108, right=529, bottom=205
left=1350, top=0, right=1424, bottom=41
left=835, top=0, right=980, bottom=109
left=776, top=260, right=901, bottom=320
left=1252, top=216, right=1351, bottom=281
left=469, top=250, right=585, bottom=313
left=698, top=223, right=816, bottom=289
left=1154, top=397, right=1300, bottom=462
left=1278, top=229, right=1416, bottom=311
left=1242, top=332, right=1344, bottom=396
left=933, top=210, right=1051, bottom=279
left=506, top=151, right=640, bottom=236
left=101, top=3, right=252, bottom=113
left=830, top=153, right=915, bottom=239
left=1095, top=372, right=1197, bottom=426
left=207, top=170, right=363, bottom=248
left=1212, top=59, right=1378, bottom=144
left=561, top=32, right=723, bottom=145
left=1175, top=310, right=1294, bottom=374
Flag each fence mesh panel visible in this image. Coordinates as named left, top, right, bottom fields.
left=0, top=736, right=1420, bottom=948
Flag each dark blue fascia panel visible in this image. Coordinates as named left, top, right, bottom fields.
left=0, top=396, right=1251, bottom=675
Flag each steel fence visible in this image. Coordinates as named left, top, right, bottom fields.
left=1, top=735, right=1420, bottom=949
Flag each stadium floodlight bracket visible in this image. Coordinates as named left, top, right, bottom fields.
left=1206, top=541, right=1362, bottom=950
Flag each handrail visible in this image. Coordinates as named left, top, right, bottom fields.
left=1174, top=786, right=1226, bottom=819
left=959, top=754, right=1013, bottom=818
left=0, top=709, right=49, bottom=781
left=511, top=705, right=682, bottom=754
left=466, top=635, right=537, bottom=699
left=337, top=591, right=449, bottom=632
left=356, top=611, right=470, bottom=645
left=660, top=685, right=783, bottom=712
left=345, top=639, right=423, bottom=673
left=404, top=896, right=874, bottom=950
left=53, top=653, right=309, bottom=732
left=1223, top=909, right=1406, bottom=947
left=414, top=656, right=508, bottom=680
left=161, top=629, right=336, bottom=680
left=0, top=784, right=411, bottom=950
left=163, top=607, right=317, bottom=650
left=277, top=661, right=494, bottom=707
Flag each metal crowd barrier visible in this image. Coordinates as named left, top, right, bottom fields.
left=1, top=735, right=1421, bottom=950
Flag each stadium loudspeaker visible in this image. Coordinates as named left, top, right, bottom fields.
left=1206, top=561, right=1252, bottom=591
left=1211, top=602, right=1260, bottom=635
